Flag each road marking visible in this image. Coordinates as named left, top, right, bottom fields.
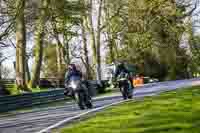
left=36, top=99, right=131, bottom=133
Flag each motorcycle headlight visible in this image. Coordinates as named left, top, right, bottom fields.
left=71, top=81, right=78, bottom=89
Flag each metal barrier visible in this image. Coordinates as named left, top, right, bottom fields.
left=0, top=78, right=109, bottom=89
left=0, top=89, right=69, bottom=113
left=0, top=78, right=64, bottom=89
left=0, top=79, right=109, bottom=113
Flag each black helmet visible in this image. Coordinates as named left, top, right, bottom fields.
left=117, top=61, right=125, bottom=67
left=68, top=64, right=76, bottom=70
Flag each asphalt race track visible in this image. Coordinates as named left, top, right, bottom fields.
left=0, top=78, right=199, bottom=133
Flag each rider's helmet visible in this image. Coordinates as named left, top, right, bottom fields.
left=68, top=64, right=76, bottom=71
left=116, top=60, right=125, bottom=68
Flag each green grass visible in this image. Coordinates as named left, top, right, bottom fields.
left=31, top=87, right=50, bottom=93
left=59, top=86, right=199, bottom=133
left=5, top=85, right=50, bottom=95
left=5, top=85, right=21, bottom=95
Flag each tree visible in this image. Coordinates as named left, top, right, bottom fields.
left=126, top=0, right=196, bottom=79
left=84, top=0, right=104, bottom=81
left=80, top=17, right=92, bottom=79
left=103, top=0, right=128, bottom=63
left=29, top=0, right=50, bottom=88
left=0, top=0, right=15, bottom=43
left=0, top=65, right=12, bottom=79
left=0, top=55, right=12, bottom=79
left=96, top=0, right=104, bottom=81
left=189, top=34, right=200, bottom=76
left=87, top=0, right=98, bottom=79
left=42, top=43, right=58, bottom=78
left=15, top=0, right=28, bottom=90
left=48, top=0, right=84, bottom=79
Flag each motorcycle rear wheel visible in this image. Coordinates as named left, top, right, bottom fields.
left=121, top=88, right=128, bottom=100
left=86, top=101, right=93, bottom=109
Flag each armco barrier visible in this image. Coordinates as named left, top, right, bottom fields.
left=0, top=89, right=69, bottom=113
left=0, top=78, right=64, bottom=90
left=0, top=79, right=109, bottom=113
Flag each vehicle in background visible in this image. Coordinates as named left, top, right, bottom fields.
left=143, top=77, right=159, bottom=83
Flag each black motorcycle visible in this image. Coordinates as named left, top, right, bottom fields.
left=117, top=72, right=133, bottom=100
left=65, top=76, right=93, bottom=110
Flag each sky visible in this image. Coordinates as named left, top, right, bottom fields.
left=193, top=0, right=200, bottom=33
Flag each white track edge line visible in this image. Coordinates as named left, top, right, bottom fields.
left=36, top=99, right=131, bottom=133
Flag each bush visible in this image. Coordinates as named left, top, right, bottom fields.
left=5, top=85, right=21, bottom=95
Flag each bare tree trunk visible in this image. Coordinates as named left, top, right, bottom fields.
left=0, top=54, right=2, bottom=79
left=0, top=62, right=2, bottom=79
left=96, top=0, right=103, bottom=81
left=29, top=0, right=49, bottom=88
left=56, top=42, right=62, bottom=73
left=85, top=0, right=103, bottom=81
left=80, top=0, right=92, bottom=80
left=81, top=19, right=91, bottom=80
left=56, top=37, right=64, bottom=78
left=15, top=0, right=27, bottom=90
left=104, top=2, right=115, bottom=63
left=88, top=0, right=97, bottom=66
left=51, top=19, right=66, bottom=79
left=64, top=41, right=70, bottom=65
left=25, top=58, right=30, bottom=82
left=63, top=33, right=70, bottom=65
left=108, top=35, right=115, bottom=62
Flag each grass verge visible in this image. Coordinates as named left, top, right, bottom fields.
left=59, top=86, right=199, bottom=133
left=5, top=85, right=50, bottom=95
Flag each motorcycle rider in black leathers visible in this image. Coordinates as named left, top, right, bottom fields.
left=114, top=62, right=134, bottom=89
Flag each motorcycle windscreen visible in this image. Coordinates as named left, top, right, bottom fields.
left=69, top=76, right=82, bottom=91
left=69, top=76, right=81, bottom=81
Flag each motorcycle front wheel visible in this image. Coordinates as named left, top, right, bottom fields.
left=121, top=87, right=128, bottom=100
left=85, top=100, right=93, bottom=109
left=75, top=92, right=85, bottom=110
left=84, top=91, right=93, bottom=109
left=128, top=94, right=133, bottom=99
left=82, top=84, right=93, bottom=109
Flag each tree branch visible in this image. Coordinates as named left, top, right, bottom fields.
left=0, top=41, right=9, bottom=47
left=0, top=22, right=14, bottom=40
left=100, top=3, right=125, bottom=31
left=0, top=55, right=12, bottom=63
left=177, top=1, right=198, bottom=19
